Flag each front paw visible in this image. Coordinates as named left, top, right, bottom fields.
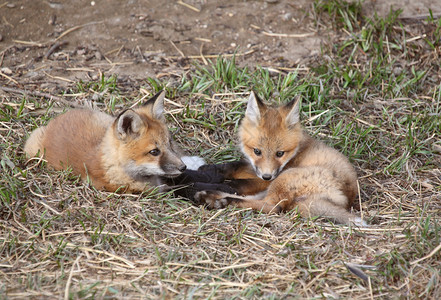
left=194, top=190, right=231, bottom=209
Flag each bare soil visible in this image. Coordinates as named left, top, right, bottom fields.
left=1, top=0, right=438, bottom=91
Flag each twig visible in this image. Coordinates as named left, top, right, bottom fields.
left=262, top=31, right=315, bottom=38
left=64, top=254, right=82, bottom=300
left=0, top=71, right=18, bottom=85
left=167, top=49, right=254, bottom=60
left=43, top=71, right=74, bottom=83
left=399, top=12, right=441, bottom=20
left=405, top=34, right=427, bottom=43
left=357, top=180, right=363, bottom=220
left=55, top=21, right=103, bottom=41
left=195, top=37, right=211, bottom=43
left=2, top=15, right=13, bottom=28
left=45, top=41, right=68, bottom=59
left=0, top=47, right=7, bottom=66
left=136, top=45, right=147, bottom=62
left=368, top=276, right=374, bottom=300
left=251, top=24, right=315, bottom=38
left=0, top=86, right=84, bottom=108
left=410, top=242, right=441, bottom=265
left=177, top=0, right=200, bottom=12
left=170, top=40, right=185, bottom=58
left=199, top=43, right=208, bottom=65
left=12, top=40, right=44, bottom=47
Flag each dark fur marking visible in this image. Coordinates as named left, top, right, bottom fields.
left=225, top=196, right=243, bottom=204
left=142, top=90, right=163, bottom=107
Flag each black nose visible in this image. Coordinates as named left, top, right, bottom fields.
left=262, top=174, right=272, bottom=181
left=179, top=164, right=187, bottom=172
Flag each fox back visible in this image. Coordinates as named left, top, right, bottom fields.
left=24, top=91, right=187, bottom=192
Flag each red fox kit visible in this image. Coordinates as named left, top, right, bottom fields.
left=195, top=92, right=366, bottom=226
left=24, top=91, right=204, bottom=193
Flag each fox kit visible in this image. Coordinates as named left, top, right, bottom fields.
left=195, top=92, right=366, bottom=226
left=24, top=91, right=205, bottom=193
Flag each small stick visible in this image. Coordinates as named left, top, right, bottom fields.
left=44, top=41, right=68, bottom=59
left=64, top=255, right=82, bottom=300
left=170, top=40, right=185, bottom=57
left=199, top=43, right=208, bottom=65
left=136, top=45, right=147, bottom=62
left=55, top=21, right=103, bottom=41
left=405, top=34, right=427, bottom=43
left=357, top=180, right=363, bottom=220
left=410, top=242, right=441, bottom=265
left=177, top=0, right=200, bottom=12
left=262, top=31, right=315, bottom=38
left=0, top=48, right=6, bottom=67
left=43, top=71, right=74, bottom=83
left=167, top=49, right=254, bottom=60
left=400, top=12, right=441, bottom=20
left=2, top=16, right=13, bottom=28
left=0, top=71, right=18, bottom=85
left=12, top=40, right=44, bottom=47
left=195, top=37, right=211, bottom=43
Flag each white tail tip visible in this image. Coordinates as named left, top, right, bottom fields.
left=352, top=217, right=368, bottom=227
left=181, top=156, right=206, bottom=171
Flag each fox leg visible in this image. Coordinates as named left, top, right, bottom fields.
left=198, top=160, right=271, bottom=195
left=295, top=194, right=366, bottom=226
left=194, top=190, right=284, bottom=213
left=195, top=190, right=366, bottom=226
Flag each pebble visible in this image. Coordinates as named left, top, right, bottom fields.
left=393, top=66, right=403, bottom=76
left=1, top=67, right=12, bottom=75
left=95, top=51, right=103, bottom=60
left=48, top=15, right=56, bottom=25
left=282, top=12, right=293, bottom=21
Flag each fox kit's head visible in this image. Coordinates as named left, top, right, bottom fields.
left=113, top=91, right=186, bottom=181
left=239, top=92, right=303, bottom=181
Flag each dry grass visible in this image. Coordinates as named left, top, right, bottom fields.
left=1, top=1, right=441, bottom=299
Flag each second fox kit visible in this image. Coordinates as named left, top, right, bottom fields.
left=24, top=91, right=204, bottom=193
left=195, top=92, right=366, bottom=226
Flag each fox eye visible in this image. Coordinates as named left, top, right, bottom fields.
left=276, top=151, right=285, bottom=158
left=149, top=149, right=161, bottom=156
left=253, top=148, right=262, bottom=156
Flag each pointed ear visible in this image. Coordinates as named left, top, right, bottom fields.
left=142, top=90, right=165, bottom=119
left=245, top=92, right=265, bottom=125
left=116, top=110, right=144, bottom=140
left=285, top=96, right=301, bottom=128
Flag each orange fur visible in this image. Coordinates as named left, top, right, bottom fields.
left=195, top=92, right=365, bottom=226
left=24, top=91, right=187, bottom=192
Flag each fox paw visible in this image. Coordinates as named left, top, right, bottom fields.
left=194, top=190, right=233, bottom=209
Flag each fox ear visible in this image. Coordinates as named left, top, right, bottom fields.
left=245, top=91, right=265, bottom=125
left=285, top=96, right=301, bottom=127
left=142, top=90, right=165, bottom=119
left=116, top=110, right=144, bottom=140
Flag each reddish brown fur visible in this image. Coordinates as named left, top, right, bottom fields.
left=39, top=109, right=111, bottom=186
left=196, top=93, right=364, bottom=225
left=24, top=92, right=187, bottom=192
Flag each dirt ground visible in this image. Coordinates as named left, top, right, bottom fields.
left=1, top=0, right=440, bottom=92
